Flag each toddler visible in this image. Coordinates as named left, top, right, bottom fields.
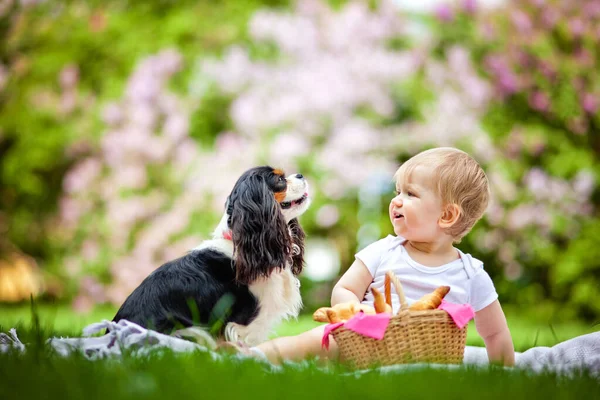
left=247, top=147, right=515, bottom=366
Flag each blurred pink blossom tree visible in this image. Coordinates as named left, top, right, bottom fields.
left=58, top=0, right=598, bottom=318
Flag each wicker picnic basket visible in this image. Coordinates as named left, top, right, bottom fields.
left=331, top=271, right=467, bottom=369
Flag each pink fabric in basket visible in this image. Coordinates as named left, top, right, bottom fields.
left=321, top=312, right=391, bottom=350
left=438, top=299, right=474, bottom=329
left=321, top=301, right=475, bottom=349
left=322, top=322, right=343, bottom=349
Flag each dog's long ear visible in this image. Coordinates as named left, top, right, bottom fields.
left=230, top=174, right=291, bottom=285
left=287, top=218, right=305, bottom=276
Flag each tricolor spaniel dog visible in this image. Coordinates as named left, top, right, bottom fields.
left=111, top=166, right=310, bottom=345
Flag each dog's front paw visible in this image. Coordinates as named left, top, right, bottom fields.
left=224, top=322, right=241, bottom=342
left=172, top=327, right=217, bottom=350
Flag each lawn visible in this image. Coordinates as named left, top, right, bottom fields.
left=1, top=343, right=598, bottom=400
left=1, top=302, right=599, bottom=400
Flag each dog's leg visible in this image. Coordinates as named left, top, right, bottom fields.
left=224, top=322, right=242, bottom=342
left=172, top=327, right=218, bottom=350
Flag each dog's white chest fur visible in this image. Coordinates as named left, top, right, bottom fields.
left=196, top=238, right=302, bottom=346
left=228, top=268, right=302, bottom=346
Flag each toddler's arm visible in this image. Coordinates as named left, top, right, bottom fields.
left=331, top=259, right=373, bottom=306
left=474, top=300, right=515, bottom=366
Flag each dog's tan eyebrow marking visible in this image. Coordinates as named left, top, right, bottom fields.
left=274, top=191, right=286, bottom=203
left=273, top=168, right=285, bottom=176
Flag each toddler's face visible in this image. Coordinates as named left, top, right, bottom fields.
left=389, top=165, right=444, bottom=242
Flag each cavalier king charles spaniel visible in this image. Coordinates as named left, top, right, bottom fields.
left=111, top=166, right=310, bottom=345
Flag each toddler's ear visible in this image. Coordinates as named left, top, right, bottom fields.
left=439, top=203, right=461, bottom=229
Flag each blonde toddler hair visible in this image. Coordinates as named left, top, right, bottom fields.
left=394, top=147, right=490, bottom=242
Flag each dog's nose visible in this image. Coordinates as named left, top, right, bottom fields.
left=296, top=174, right=303, bottom=179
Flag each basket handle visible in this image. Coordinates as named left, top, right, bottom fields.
left=385, top=271, right=408, bottom=313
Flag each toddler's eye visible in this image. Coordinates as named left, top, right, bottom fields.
left=394, top=189, right=400, bottom=195
left=407, top=191, right=415, bottom=197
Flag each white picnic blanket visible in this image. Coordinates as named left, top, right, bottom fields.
left=464, top=332, right=600, bottom=374
left=1, top=320, right=599, bottom=375
left=0, top=320, right=218, bottom=360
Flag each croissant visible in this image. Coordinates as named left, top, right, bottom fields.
left=384, top=273, right=392, bottom=309
left=408, top=286, right=450, bottom=311
left=371, top=287, right=393, bottom=314
left=313, top=302, right=376, bottom=323
left=312, top=307, right=330, bottom=323
left=326, top=309, right=341, bottom=324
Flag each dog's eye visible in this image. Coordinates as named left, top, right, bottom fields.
left=279, top=176, right=286, bottom=182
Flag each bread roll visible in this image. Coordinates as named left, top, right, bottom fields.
left=409, top=286, right=450, bottom=311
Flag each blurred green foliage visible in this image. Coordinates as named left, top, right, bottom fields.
left=1, top=0, right=600, bottom=323
left=429, top=0, right=600, bottom=320
left=0, top=0, right=289, bottom=258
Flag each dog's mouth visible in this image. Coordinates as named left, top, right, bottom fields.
left=280, top=193, right=309, bottom=210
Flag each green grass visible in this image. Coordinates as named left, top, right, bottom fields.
left=1, top=302, right=599, bottom=400
left=1, top=332, right=599, bottom=400
left=0, top=350, right=597, bottom=400
left=1, top=302, right=597, bottom=352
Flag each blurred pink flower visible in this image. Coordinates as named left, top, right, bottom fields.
left=497, top=72, right=519, bottom=96
left=80, top=276, right=106, bottom=301
left=113, top=165, right=147, bottom=189
left=504, top=262, right=523, bottom=281
left=584, top=1, right=600, bottom=16
left=316, top=204, right=339, bottom=228
left=60, top=90, right=77, bottom=114
left=59, top=64, right=79, bottom=89
left=64, top=256, right=82, bottom=277
left=581, top=93, right=598, bottom=113
left=462, top=0, right=477, bottom=14
left=63, top=158, right=102, bottom=194
left=538, top=60, right=556, bottom=80
left=511, top=10, right=532, bottom=32
left=528, top=91, right=550, bottom=112
left=268, top=133, right=311, bottom=166
left=129, top=104, right=156, bottom=129
left=498, top=243, right=516, bottom=265
left=568, top=18, right=585, bottom=37
left=524, top=168, right=548, bottom=199
left=541, top=8, right=559, bottom=28
left=480, top=230, right=503, bottom=252
left=485, top=55, right=520, bottom=95
left=163, top=113, right=189, bottom=140
left=573, top=171, right=595, bottom=197
left=0, top=63, right=8, bottom=91
left=155, top=48, right=183, bottom=75
left=102, top=103, right=123, bottom=126
left=72, top=294, right=94, bottom=314
left=435, top=4, right=454, bottom=22
left=81, top=240, right=100, bottom=261
left=0, top=1, right=14, bottom=18
left=574, top=48, right=593, bottom=67
left=505, top=129, right=524, bottom=158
